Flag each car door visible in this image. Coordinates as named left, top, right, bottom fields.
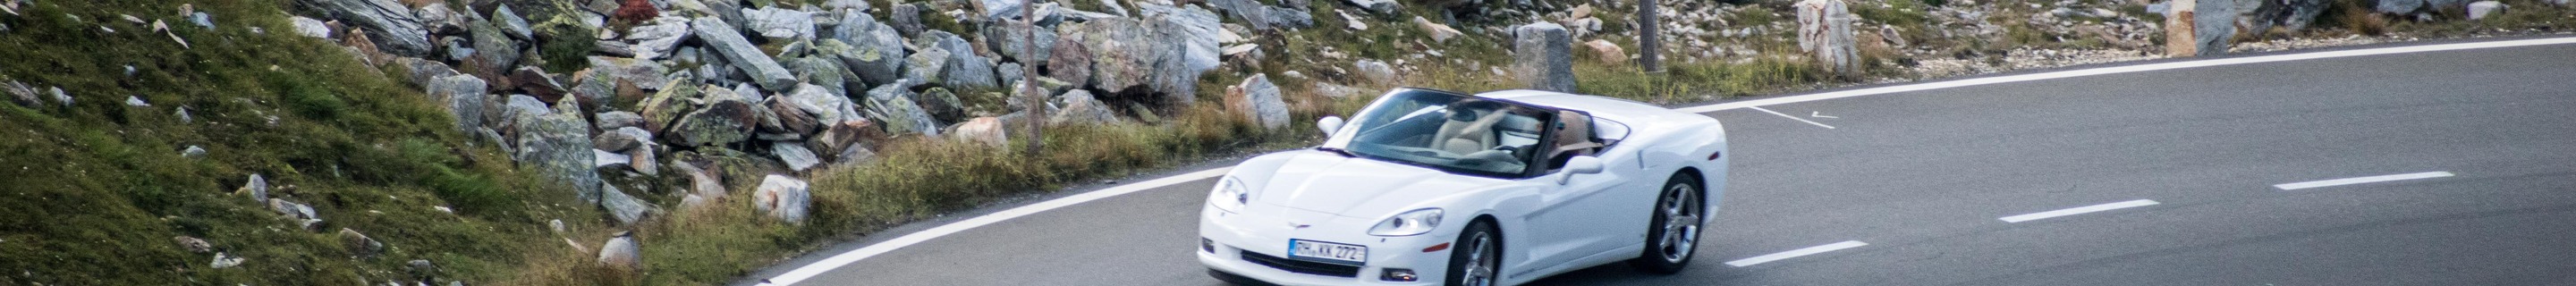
left=1509, top=112, right=1647, bottom=274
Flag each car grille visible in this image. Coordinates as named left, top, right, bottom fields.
left=1240, top=250, right=1361, bottom=278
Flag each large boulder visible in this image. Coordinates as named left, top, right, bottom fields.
left=1224, top=74, right=1289, bottom=130
left=1066, top=18, right=1157, bottom=93
left=2467, top=1, right=2507, bottom=20
left=1342, top=0, right=1402, bottom=15
left=742, top=6, right=817, bottom=41
left=863, top=81, right=943, bottom=136
left=1046, top=37, right=1094, bottom=88
left=1353, top=60, right=1396, bottom=84
left=627, top=17, right=694, bottom=60
left=813, top=120, right=886, bottom=159
left=2192, top=0, right=2237, bottom=56
left=1050, top=89, right=1119, bottom=124
left=786, top=84, right=864, bottom=124
left=513, top=97, right=604, bottom=203
left=826, top=11, right=906, bottom=86
left=1513, top=22, right=1576, bottom=93
left=755, top=175, right=811, bottom=223
left=1414, top=16, right=1462, bottom=43
left=467, top=19, right=522, bottom=78
left=636, top=80, right=701, bottom=134
left=918, top=88, right=968, bottom=123
left=668, top=87, right=758, bottom=147
left=983, top=22, right=1057, bottom=64
left=1792, top=0, right=1858, bottom=76
left=979, top=0, right=1029, bottom=21
left=774, top=142, right=822, bottom=172
left=692, top=17, right=799, bottom=91
left=890, top=4, right=927, bottom=36
left=2377, top=0, right=2427, bottom=14
left=902, top=47, right=951, bottom=88
left=427, top=75, right=489, bottom=133
left=291, top=0, right=431, bottom=56
left=921, top=30, right=1002, bottom=89
left=1140, top=4, right=1222, bottom=105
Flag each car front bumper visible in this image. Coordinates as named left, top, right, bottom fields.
left=1199, top=204, right=1455, bottom=285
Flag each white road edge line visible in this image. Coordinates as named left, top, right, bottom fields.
left=1724, top=240, right=1869, bottom=267
left=1750, top=106, right=1837, bottom=129
left=759, top=168, right=1233, bottom=286
left=1675, top=37, right=2576, bottom=114
left=758, top=37, right=2576, bottom=284
left=2274, top=171, right=2454, bottom=190
left=1999, top=199, right=2161, bottom=223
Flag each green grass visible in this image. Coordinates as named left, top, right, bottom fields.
left=0, top=0, right=600, bottom=285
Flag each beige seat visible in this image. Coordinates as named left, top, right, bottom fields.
left=1433, top=109, right=1507, bottom=155
left=1545, top=111, right=1605, bottom=170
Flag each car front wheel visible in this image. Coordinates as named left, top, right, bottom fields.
left=1445, top=220, right=1501, bottom=286
left=1627, top=173, right=1703, bottom=273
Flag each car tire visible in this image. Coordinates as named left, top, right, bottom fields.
left=1445, top=220, right=1502, bottom=286
left=1627, top=173, right=1704, bottom=274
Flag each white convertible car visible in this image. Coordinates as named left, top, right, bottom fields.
left=1198, top=88, right=1729, bottom=285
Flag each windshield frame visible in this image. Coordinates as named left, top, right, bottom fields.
left=1322, top=88, right=1564, bottom=179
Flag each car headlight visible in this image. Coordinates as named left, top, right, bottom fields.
left=1208, top=176, right=1251, bottom=212
left=1368, top=208, right=1444, bottom=237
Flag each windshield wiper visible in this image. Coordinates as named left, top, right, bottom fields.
left=1314, top=147, right=1355, bottom=157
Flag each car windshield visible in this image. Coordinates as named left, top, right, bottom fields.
left=1328, top=89, right=1553, bottom=178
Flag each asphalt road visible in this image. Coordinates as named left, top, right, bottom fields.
left=745, top=37, right=2576, bottom=286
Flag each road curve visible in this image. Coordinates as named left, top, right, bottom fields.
left=741, top=36, right=2576, bottom=286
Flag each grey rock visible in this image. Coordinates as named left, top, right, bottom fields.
left=238, top=173, right=269, bottom=203
left=594, top=148, right=633, bottom=171
left=599, top=185, right=654, bottom=225
left=784, top=55, right=853, bottom=92
left=428, top=75, right=489, bottom=133
left=211, top=252, right=245, bottom=268
left=676, top=160, right=726, bottom=198
left=2283, top=0, right=2331, bottom=31
left=2195, top=0, right=2237, bottom=56
left=761, top=93, right=823, bottom=137
left=1343, top=0, right=1402, bottom=14
left=47, top=87, right=69, bottom=107
left=2467, top=1, right=2506, bottom=20
left=596, top=126, right=648, bottom=151
left=680, top=193, right=711, bottom=210
left=177, top=107, right=192, bottom=123
left=826, top=11, right=905, bottom=86
left=890, top=4, right=925, bottom=36
left=787, top=84, right=864, bottom=123
left=339, top=228, right=384, bottom=257
left=1140, top=4, right=1222, bottom=105
left=2429, top=0, right=2470, bottom=13
left=863, top=81, right=943, bottom=136
left=124, top=96, right=148, bottom=106
left=291, top=0, right=430, bottom=56
left=395, top=57, right=459, bottom=88
left=267, top=198, right=319, bottom=221
left=1514, top=22, right=1576, bottom=92
left=469, top=19, right=521, bottom=75
left=182, top=146, right=208, bottom=159
left=4, top=80, right=37, bottom=107
left=407, top=259, right=436, bottom=274
left=903, top=47, right=951, bottom=88
left=774, top=142, right=821, bottom=172
left=511, top=67, right=571, bottom=105
left=189, top=13, right=214, bottom=29
left=2377, top=0, right=2426, bottom=14
left=630, top=138, right=660, bottom=176
left=924, top=31, right=1002, bottom=89
left=495, top=5, right=532, bottom=40
left=918, top=88, right=967, bottom=122
left=1067, top=18, right=1157, bottom=92
left=979, top=0, right=1027, bottom=21
left=835, top=144, right=880, bottom=167
left=1049, top=89, right=1119, bottom=124
left=1228, top=74, right=1289, bottom=130
left=742, top=6, right=816, bottom=40
left=627, top=17, right=694, bottom=60
left=597, top=112, right=646, bottom=130
left=441, top=37, right=475, bottom=63
left=692, top=17, right=799, bottom=91
left=669, top=88, right=758, bottom=147
left=416, top=2, right=463, bottom=34
left=825, top=0, right=872, bottom=11
left=950, top=116, right=1010, bottom=146
left=588, top=56, right=669, bottom=91
left=984, top=22, right=1056, bottom=64
left=513, top=97, right=604, bottom=203
left=997, top=62, right=1025, bottom=88
left=756, top=175, right=811, bottom=223
left=597, top=232, right=641, bottom=270
left=1353, top=60, right=1395, bottom=84
left=174, top=236, right=212, bottom=253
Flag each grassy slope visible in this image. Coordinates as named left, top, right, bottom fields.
left=0, top=0, right=600, bottom=284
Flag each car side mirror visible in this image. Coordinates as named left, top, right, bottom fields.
left=1318, top=116, right=1345, bottom=135
left=1555, top=156, right=1604, bottom=184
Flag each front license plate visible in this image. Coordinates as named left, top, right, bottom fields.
left=1288, top=240, right=1368, bottom=265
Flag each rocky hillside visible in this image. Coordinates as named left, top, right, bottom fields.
left=2, top=0, right=2566, bottom=284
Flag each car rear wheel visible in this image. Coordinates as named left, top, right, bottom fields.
left=1445, top=221, right=1501, bottom=286
left=1627, top=173, right=1703, bottom=273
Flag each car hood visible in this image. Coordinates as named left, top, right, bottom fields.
left=1249, top=151, right=1503, bottom=216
